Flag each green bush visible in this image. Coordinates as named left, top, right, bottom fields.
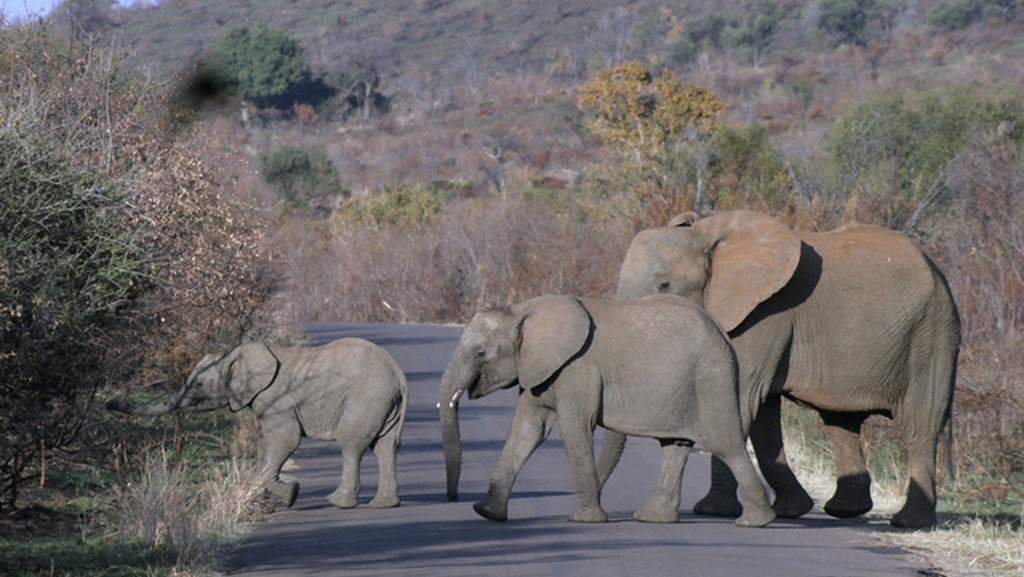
left=709, top=122, right=794, bottom=210
left=827, top=85, right=1024, bottom=217
left=0, top=130, right=148, bottom=509
left=334, top=181, right=463, bottom=226
left=261, top=145, right=343, bottom=207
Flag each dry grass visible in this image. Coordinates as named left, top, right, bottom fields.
left=109, top=444, right=265, bottom=574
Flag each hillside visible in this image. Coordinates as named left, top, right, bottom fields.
left=100, top=0, right=1024, bottom=202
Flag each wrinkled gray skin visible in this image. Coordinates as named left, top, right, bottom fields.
left=439, top=293, right=775, bottom=527
left=615, top=210, right=960, bottom=529
left=108, top=339, right=408, bottom=510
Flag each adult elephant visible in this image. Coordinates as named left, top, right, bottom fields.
left=108, top=339, right=408, bottom=510
left=614, top=210, right=959, bottom=529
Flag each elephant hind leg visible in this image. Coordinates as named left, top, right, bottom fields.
left=820, top=411, right=873, bottom=519
left=635, top=439, right=691, bottom=523
left=750, top=396, right=813, bottom=519
left=368, top=424, right=401, bottom=509
left=330, top=427, right=375, bottom=509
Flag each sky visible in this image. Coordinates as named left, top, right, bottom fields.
left=1, top=0, right=58, bottom=22
left=1, top=0, right=154, bottom=24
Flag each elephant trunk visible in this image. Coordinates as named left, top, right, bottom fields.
left=106, top=382, right=194, bottom=416
left=439, top=355, right=472, bottom=502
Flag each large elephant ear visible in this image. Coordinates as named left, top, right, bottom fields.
left=226, top=342, right=281, bottom=412
left=513, top=295, right=592, bottom=392
left=696, top=211, right=801, bottom=332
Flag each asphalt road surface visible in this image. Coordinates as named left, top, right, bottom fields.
left=225, top=322, right=932, bottom=577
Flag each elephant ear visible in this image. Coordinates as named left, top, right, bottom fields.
left=226, top=342, right=281, bottom=412
left=513, top=295, right=592, bottom=392
left=667, top=211, right=701, bottom=227
left=696, top=211, right=801, bottom=332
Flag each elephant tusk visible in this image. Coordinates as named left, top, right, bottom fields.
left=448, top=389, right=465, bottom=409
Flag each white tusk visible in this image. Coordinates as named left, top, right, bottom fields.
left=448, top=389, right=465, bottom=409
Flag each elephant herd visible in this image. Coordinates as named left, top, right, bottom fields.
left=108, top=210, right=960, bottom=530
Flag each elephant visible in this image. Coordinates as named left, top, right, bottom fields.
left=614, top=210, right=960, bottom=529
left=438, top=293, right=776, bottom=527
left=107, top=339, right=408, bottom=510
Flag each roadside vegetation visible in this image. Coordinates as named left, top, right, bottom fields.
left=1, top=0, right=1022, bottom=575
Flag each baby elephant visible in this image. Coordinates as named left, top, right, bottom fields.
left=108, top=339, right=408, bottom=510
left=439, top=294, right=774, bottom=527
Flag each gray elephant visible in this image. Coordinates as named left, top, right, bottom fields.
left=439, top=293, right=775, bottom=527
left=108, top=339, right=408, bottom=510
left=614, top=210, right=959, bottom=528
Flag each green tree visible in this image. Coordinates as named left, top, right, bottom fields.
left=818, top=0, right=873, bottom=46
left=928, top=0, right=984, bottom=30
left=729, top=0, right=786, bottom=66
left=213, top=25, right=309, bottom=108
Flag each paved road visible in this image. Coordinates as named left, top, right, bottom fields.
left=225, top=322, right=931, bottom=577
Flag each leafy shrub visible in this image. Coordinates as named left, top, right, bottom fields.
left=261, top=144, right=343, bottom=208
left=334, top=180, right=465, bottom=226
left=708, top=122, right=795, bottom=211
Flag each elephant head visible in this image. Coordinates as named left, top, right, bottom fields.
left=107, top=342, right=281, bottom=416
left=439, top=295, right=592, bottom=501
left=616, top=210, right=802, bottom=332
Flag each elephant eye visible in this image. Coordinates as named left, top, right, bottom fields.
left=657, top=281, right=670, bottom=293
left=475, top=347, right=486, bottom=358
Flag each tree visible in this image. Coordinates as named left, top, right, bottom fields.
left=818, top=0, right=872, bottom=47
left=729, top=0, right=786, bottom=67
left=213, top=25, right=309, bottom=108
left=577, top=62, right=725, bottom=223
left=577, top=62, right=724, bottom=164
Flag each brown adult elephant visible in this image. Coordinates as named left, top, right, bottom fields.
left=614, top=210, right=959, bottom=529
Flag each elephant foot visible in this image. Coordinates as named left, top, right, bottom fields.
left=772, top=490, right=815, bottom=519
left=327, top=489, right=359, bottom=509
left=634, top=501, right=679, bottom=523
left=823, top=493, right=873, bottom=519
left=473, top=498, right=508, bottom=522
left=369, top=494, right=401, bottom=509
left=735, top=504, right=776, bottom=528
left=268, top=481, right=300, bottom=508
left=569, top=506, right=609, bottom=523
left=890, top=507, right=937, bottom=529
left=693, top=493, right=742, bottom=518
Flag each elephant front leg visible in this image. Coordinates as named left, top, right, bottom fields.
left=258, top=420, right=301, bottom=508
left=635, top=439, right=691, bottom=523
left=475, top=400, right=556, bottom=522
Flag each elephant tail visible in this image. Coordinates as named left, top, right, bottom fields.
left=379, top=356, right=409, bottom=449
left=941, top=408, right=956, bottom=483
